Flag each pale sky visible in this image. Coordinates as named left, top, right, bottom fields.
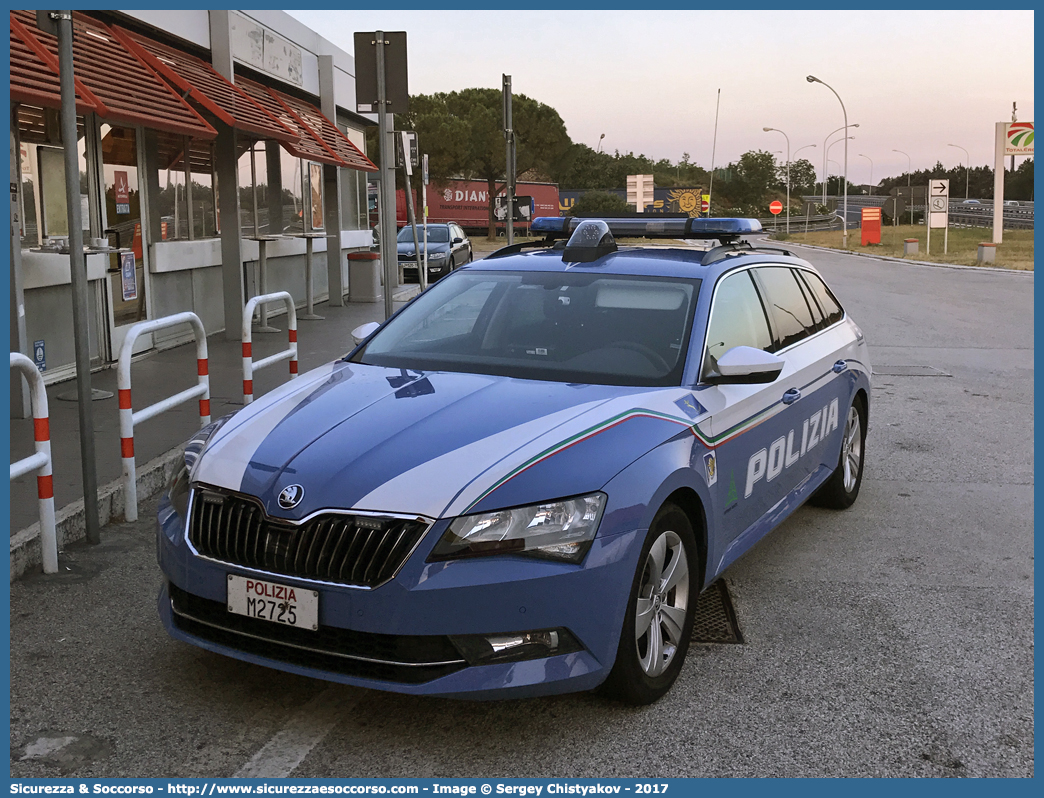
left=288, top=9, right=1034, bottom=182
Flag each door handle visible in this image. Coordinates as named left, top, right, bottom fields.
left=833, top=360, right=848, bottom=373
left=782, top=388, right=801, bottom=405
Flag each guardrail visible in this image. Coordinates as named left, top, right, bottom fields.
left=10, top=352, right=58, bottom=574
left=242, top=291, right=298, bottom=405
left=118, top=312, right=210, bottom=522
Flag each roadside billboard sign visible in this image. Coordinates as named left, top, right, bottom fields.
left=1004, top=122, right=1034, bottom=156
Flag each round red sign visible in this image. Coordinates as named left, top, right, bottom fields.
left=769, top=201, right=783, bottom=215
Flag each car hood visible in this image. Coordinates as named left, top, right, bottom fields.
left=193, top=362, right=706, bottom=521
left=397, top=241, right=449, bottom=255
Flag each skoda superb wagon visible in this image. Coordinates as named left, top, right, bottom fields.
left=157, top=216, right=871, bottom=704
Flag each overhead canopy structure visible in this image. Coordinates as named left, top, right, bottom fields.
left=236, top=75, right=376, bottom=171
left=10, top=10, right=216, bottom=140
left=113, top=26, right=297, bottom=144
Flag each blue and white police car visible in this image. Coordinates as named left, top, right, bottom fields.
left=157, top=217, right=871, bottom=704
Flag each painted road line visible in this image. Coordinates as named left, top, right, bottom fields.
left=234, top=687, right=361, bottom=778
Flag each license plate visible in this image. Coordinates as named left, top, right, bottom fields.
left=227, top=575, right=318, bottom=631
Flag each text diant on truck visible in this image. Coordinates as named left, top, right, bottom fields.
left=388, top=179, right=561, bottom=233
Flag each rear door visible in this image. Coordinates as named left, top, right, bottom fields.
left=750, top=266, right=849, bottom=502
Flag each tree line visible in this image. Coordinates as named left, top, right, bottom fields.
left=373, top=88, right=1033, bottom=234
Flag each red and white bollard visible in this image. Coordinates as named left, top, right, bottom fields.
left=117, top=312, right=210, bottom=522
left=242, top=291, right=299, bottom=405
left=10, top=352, right=57, bottom=574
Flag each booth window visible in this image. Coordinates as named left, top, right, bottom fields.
left=238, top=140, right=271, bottom=236
left=277, top=146, right=304, bottom=235
left=338, top=121, right=369, bottom=232
left=17, top=105, right=91, bottom=249
left=151, top=131, right=218, bottom=241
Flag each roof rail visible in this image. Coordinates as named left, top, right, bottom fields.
left=485, top=239, right=558, bottom=260
left=701, top=242, right=796, bottom=265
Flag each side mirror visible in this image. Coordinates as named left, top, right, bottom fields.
left=452, top=237, right=464, bottom=245
left=351, top=322, right=380, bottom=346
left=710, top=346, right=784, bottom=385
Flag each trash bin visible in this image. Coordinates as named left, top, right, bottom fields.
left=903, top=238, right=919, bottom=256
left=347, top=251, right=382, bottom=302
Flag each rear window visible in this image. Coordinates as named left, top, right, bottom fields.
left=352, top=271, right=702, bottom=387
left=799, top=270, right=845, bottom=327
left=398, top=226, right=449, bottom=243
left=753, top=266, right=817, bottom=350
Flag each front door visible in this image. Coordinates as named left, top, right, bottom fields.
left=99, top=123, right=152, bottom=360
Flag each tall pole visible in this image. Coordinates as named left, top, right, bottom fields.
left=948, top=144, right=970, bottom=200
left=503, top=74, right=514, bottom=247
left=793, top=144, right=816, bottom=221
left=375, top=31, right=395, bottom=319
left=55, top=10, right=100, bottom=544
left=808, top=75, right=849, bottom=247
left=893, top=149, right=912, bottom=226
left=1010, top=102, right=1017, bottom=174
left=821, top=123, right=857, bottom=205
left=708, top=89, right=720, bottom=216
left=764, top=127, right=790, bottom=234
left=858, top=154, right=874, bottom=196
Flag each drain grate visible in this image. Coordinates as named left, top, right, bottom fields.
left=874, top=365, right=951, bottom=377
left=691, top=580, right=743, bottom=644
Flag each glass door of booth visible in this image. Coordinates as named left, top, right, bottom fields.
left=99, top=123, right=152, bottom=359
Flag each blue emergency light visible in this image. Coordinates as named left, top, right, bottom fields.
left=530, top=216, right=762, bottom=241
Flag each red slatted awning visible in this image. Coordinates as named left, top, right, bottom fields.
left=235, top=75, right=345, bottom=167
left=10, top=12, right=101, bottom=113
left=112, top=27, right=298, bottom=144
left=266, top=87, right=376, bottom=172
left=10, top=10, right=215, bottom=140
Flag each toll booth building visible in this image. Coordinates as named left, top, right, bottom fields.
left=10, top=10, right=378, bottom=385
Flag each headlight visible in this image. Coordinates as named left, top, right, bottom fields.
left=427, top=251, right=448, bottom=260
left=428, top=492, right=606, bottom=563
left=167, top=415, right=233, bottom=519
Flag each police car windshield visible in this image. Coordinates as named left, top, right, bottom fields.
left=351, top=271, right=701, bottom=387
left=398, top=226, right=449, bottom=243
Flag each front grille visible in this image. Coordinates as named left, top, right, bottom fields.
left=188, top=487, right=429, bottom=588
left=169, top=583, right=466, bottom=684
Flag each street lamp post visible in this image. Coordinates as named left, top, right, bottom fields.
left=825, top=136, right=854, bottom=199
left=596, top=133, right=605, bottom=154
left=764, top=127, right=791, bottom=234
left=808, top=75, right=850, bottom=247
left=821, top=123, right=858, bottom=204
left=858, top=153, right=874, bottom=196
left=893, top=148, right=913, bottom=225
left=793, top=144, right=816, bottom=225
left=948, top=143, right=970, bottom=199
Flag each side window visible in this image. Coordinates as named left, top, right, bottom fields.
left=800, top=271, right=845, bottom=327
left=753, top=266, right=817, bottom=350
left=795, top=269, right=825, bottom=330
left=702, top=270, right=773, bottom=381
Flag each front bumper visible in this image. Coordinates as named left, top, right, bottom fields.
left=399, top=260, right=448, bottom=281
left=156, top=492, right=643, bottom=699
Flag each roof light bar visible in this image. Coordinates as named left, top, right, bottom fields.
left=530, top=216, right=762, bottom=241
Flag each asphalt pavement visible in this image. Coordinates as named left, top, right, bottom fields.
left=9, top=241, right=1034, bottom=777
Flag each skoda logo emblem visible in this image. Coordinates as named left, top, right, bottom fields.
left=278, top=484, right=305, bottom=510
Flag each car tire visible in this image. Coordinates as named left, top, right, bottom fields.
left=600, top=502, right=699, bottom=705
left=810, top=394, right=866, bottom=510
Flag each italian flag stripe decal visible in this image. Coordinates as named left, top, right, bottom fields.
left=464, top=402, right=782, bottom=513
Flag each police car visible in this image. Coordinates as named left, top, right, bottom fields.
left=157, top=217, right=871, bottom=704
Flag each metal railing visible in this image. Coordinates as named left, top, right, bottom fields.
left=10, top=352, right=58, bottom=574
left=118, top=312, right=211, bottom=522
left=242, top=291, right=299, bottom=405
